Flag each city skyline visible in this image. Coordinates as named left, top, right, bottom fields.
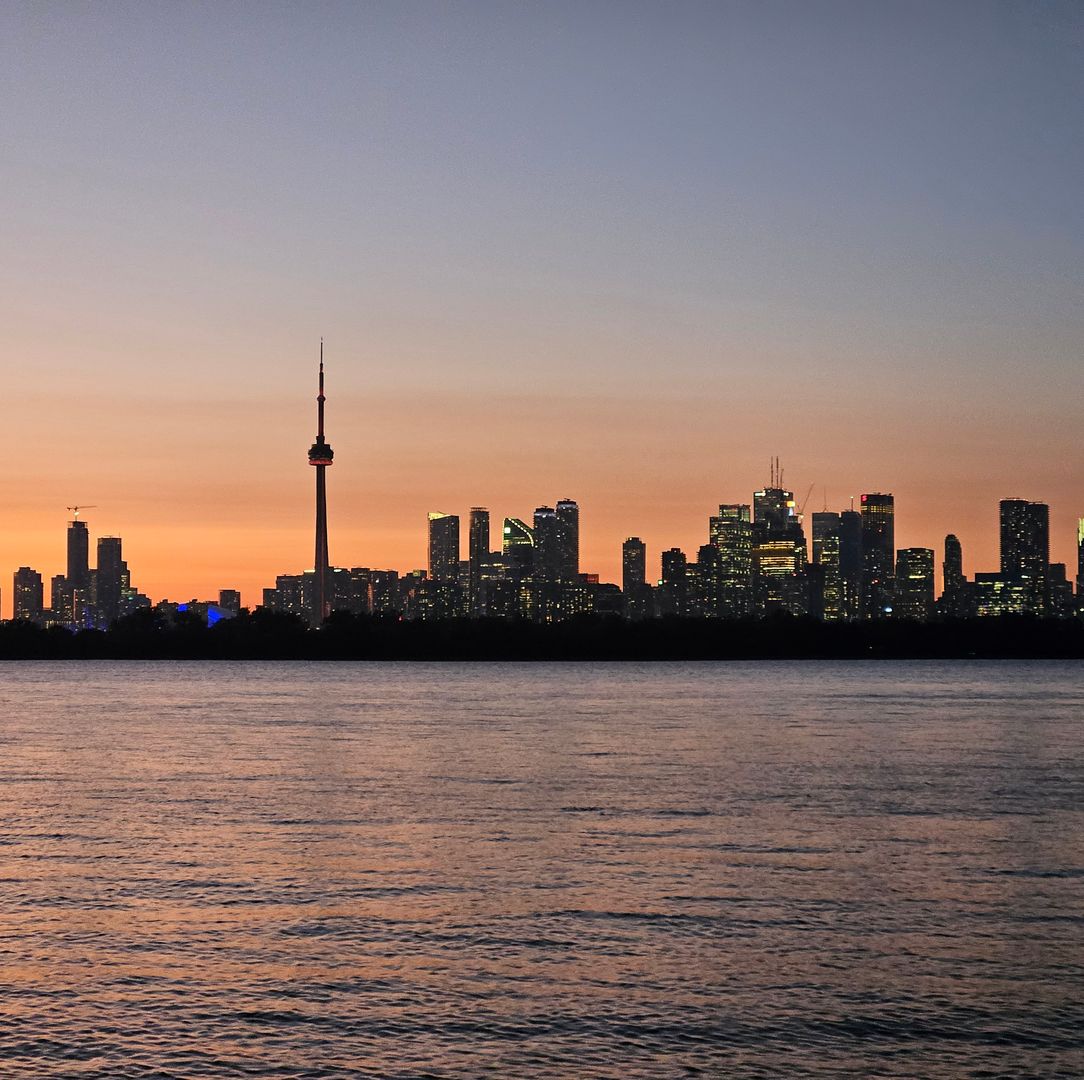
left=2, top=410, right=1083, bottom=621
left=1, top=4, right=1081, bottom=616
left=7, top=429, right=1081, bottom=625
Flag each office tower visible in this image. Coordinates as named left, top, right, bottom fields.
left=941, top=534, right=969, bottom=618
left=894, top=548, right=935, bottom=621
left=95, top=536, right=123, bottom=627
left=428, top=512, right=460, bottom=582
left=555, top=499, right=580, bottom=580
left=999, top=499, right=1049, bottom=615
left=219, top=589, right=242, bottom=615
left=752, top=484, right=807, bottom=616
left=1078, top=518, right=1084, bottom=599
left=811, top=512, right=842, bottom=621
left=468, top=508, right=490, bottom=615
left=753, top=486, right=797, bottom=538
left=502, top=517, right=535, bottom=578
left=13, top=567, right=44, bottom=623
left=622, top=537, right=650, bottom=619
left=838, top=509, right=863, bottom=620
left=622, top=537, right=646, bottom=593
left=67, top=517, right=90, bottom=590
left=1000, top=499, right=1050, bottom=578
left=710, top=505, right=754, bottom=618
left=710, top=502, right=751, bottom=539
left=307, top=346, right=335, bottom=625
left=533, top=506, right=561, bottom=579
left=693, top=543, right=721, bottom=617
left=50, top=573, right=73, bottom=626
left=860, top=493, right=894, bottom=618
left=660, top=547, right=688, bottom=616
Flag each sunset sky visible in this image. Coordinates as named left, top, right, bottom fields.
left=1, top=2, right=1081, bottom=614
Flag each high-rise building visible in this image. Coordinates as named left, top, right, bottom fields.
left=532, top=506, right=561, bottom=579
left=941, top=534, right=970, bottom=618
left=622, top=537, right=650, bottom=619
left=502, top=517, right=534, bottom=579
left=999, top=499, right=1049, bottom=614
left=96, top=536, right=124, bottom=627
left=622, top=537, right=646, bottom=593
left=752, top=487, right=798, bottom=539
left=752, top=487, right=807, bottom=616
left=710, top=505, right=754, bottom=618
left=50, top=573, right=73, bottom=626
left=428, top=512, right=460, bottom=582
left=13, top=567, right=44, bottom=624
left=894, top=548, right=935, bottom=621
left=1078, top=518, right=1084, bottom=599
left=468, top=508, right=490, bottom=615
left=1000, top=499, right=1050, bottom=578
left=307, top=346, right=335, bottom=626
left=838, top=509, right=863, bottom=620
left=67, top=517, right=90, bottom=591
left=694, top=544, right=720, bottom=618
left=811, top=512, right=842, bottom=621
left=555, top=499, right=579, bottom=580
left=660, top=547, right=688, bottom=616
left=860, top=493, right=894, bottom=618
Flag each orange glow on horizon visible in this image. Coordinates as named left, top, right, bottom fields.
left=1, top=377, right=1079, bottom=617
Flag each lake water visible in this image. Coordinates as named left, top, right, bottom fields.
left=0, top=660, right=1081, bottom=1078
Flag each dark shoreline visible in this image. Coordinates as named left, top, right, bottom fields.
left=1, top=611, right=1081, bottom=661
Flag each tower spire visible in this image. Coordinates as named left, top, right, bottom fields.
left=308, top=340, right=334, bottom=626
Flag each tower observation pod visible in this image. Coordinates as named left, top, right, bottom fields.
left=308, top=342, right=334, bottom=625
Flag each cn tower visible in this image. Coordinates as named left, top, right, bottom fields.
left=308, top=341, right=334, bottom=624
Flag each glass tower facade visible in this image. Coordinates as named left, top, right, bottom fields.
left=427, top=512, right=460, bottom=583
left=860, top=493, right=895, bottom=618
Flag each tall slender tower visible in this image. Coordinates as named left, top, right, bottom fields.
left=308, top=343, right=334, bottom=625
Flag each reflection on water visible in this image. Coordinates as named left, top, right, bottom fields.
left=0, top=660, right=1081, bottom=1078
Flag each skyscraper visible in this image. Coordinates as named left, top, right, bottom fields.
left=555, top=499, right=580, bottom=580
left=1077, top=518, right=1084, bottom=600
left=838, top=509, right=863, bottom=620
left=622, top=537, right=646, bottom=593
left=941, top=534, right=970, bottom=618
left=532, top=506, right=560, bottom=579
left=468, top=508, right=490, bottom=615
left=502, top=517, right=534, bottom=578
left=13, top=567, right=44, bottom=624
left=710, top=504, right=754, bottom=618
left=752, top=486, right=807, bottom=616
left=307, top=346, right=334, bottom=626
left=999, top=499, right=1049, bottom=615
left=660, top=547, right=688, bottom=616
left=96, top=536, right=124, bottom=627
left=428, top=513, right=460, bottom=582
left=894, top=548, right=935, bottom=621
left=811, top=511, right=842, bottom=621
left=622, top=536, right=649, bottom=619
left=860, top=493, right=894, bottom=618
left=1000, top=499, right=1049, bottom=577
left=67, top=516, right=90, bottom=591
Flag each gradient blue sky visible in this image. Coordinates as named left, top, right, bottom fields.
left=1, top=1, right=1081, bottom=608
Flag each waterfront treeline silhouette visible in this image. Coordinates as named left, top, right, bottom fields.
left=1, top=609, right=1081, bottom=660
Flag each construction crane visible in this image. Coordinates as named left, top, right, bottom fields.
left=797, top=484, right=815, bottom=519
left=66, top=505, right=97, bottom=519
